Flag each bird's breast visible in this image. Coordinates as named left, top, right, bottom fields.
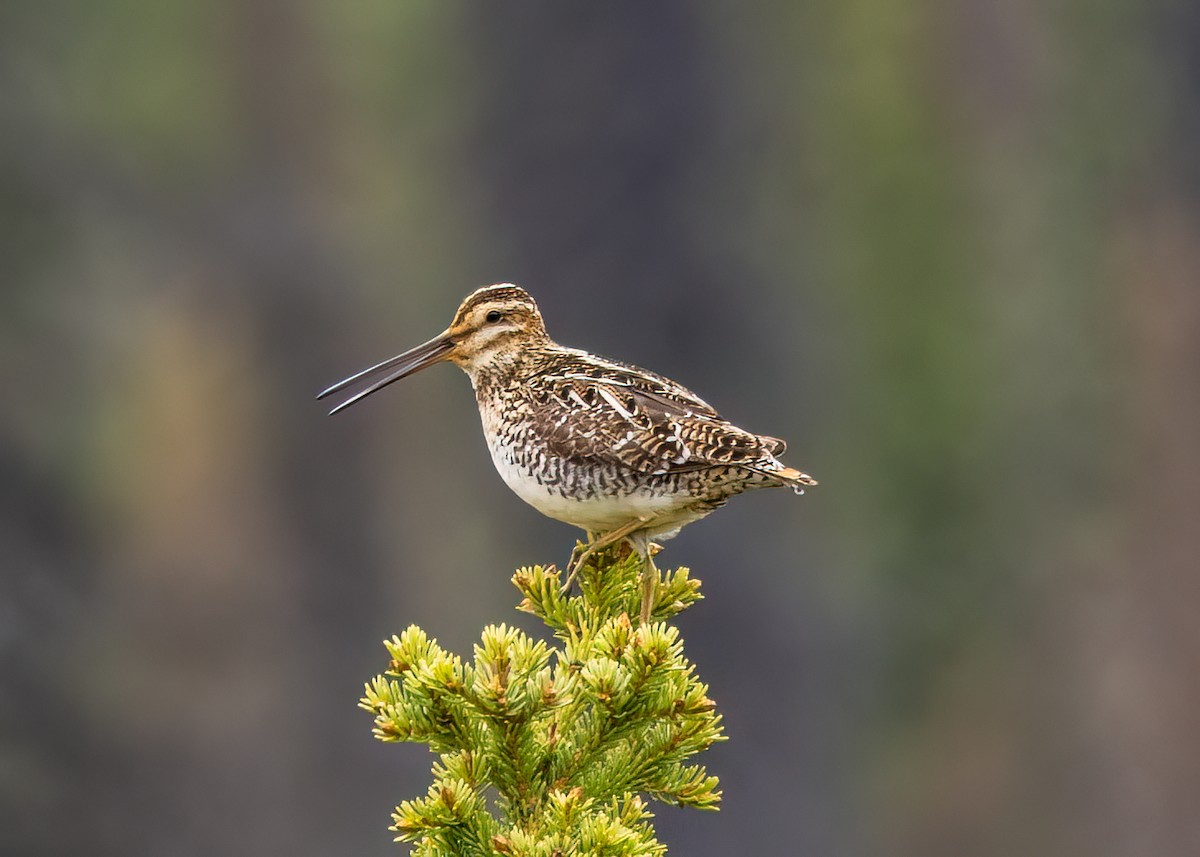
left=482, top=433, right=688, bottom=531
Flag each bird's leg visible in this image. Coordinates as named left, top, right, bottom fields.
left=628, top=532, right=659, bottom=625
left=564, top=531, right=597, bottom=583
left=563, top=531, right=599, bottom=592
left=561, top=518, right=652, bottom=594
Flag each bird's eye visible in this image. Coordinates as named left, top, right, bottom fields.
left=485, top=310, right=503, bottom=323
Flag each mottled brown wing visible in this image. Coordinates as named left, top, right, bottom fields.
left=529, top=355, right=781, bottom=476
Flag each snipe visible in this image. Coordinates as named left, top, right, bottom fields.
left=319, top=284, right=816, bottom=623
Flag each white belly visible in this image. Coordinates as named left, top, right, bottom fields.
left=486, top=442, right=689, bottom=533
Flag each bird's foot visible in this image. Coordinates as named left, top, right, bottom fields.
left=561, top=516, right=657, bottom=597
left=628, top=532, right=663, bottom=626
left=561, top=541, right=593, bottom=594
left=639, top=553, right=659, bottom=626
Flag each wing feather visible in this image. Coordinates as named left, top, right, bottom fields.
left=530, top=354, right=784, bottom=476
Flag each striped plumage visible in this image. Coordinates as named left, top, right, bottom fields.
left=319, top=284, right=816, bottom=621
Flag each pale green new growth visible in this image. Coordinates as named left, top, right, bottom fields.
left=360, top=548, right=725, bottom=856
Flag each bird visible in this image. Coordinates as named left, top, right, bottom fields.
left=318, top=284, right=815, bottom=624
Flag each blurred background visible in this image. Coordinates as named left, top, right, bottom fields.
left=2, top=2, right=1198, bottom=855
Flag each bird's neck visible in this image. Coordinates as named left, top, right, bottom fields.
left=462, top=339, right=554, bottom=398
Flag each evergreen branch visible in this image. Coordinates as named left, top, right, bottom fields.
left=363, top=548, right=725, bottom=854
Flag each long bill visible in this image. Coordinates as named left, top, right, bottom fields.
left=317, top=331, right=455, bottom=415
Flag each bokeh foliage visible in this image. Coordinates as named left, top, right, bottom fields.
left=3, top=2, right=1197, bottom=856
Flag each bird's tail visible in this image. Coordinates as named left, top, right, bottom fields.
left=776, top=465, right=818, bottom=492
left=752, top=435, right=817, bottom=494
left=749, top=461, right=818, bottom=494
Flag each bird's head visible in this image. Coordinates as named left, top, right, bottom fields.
left=445, top=284, right=549, bottom=369
left=318, top=283, right=549, bottom=414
